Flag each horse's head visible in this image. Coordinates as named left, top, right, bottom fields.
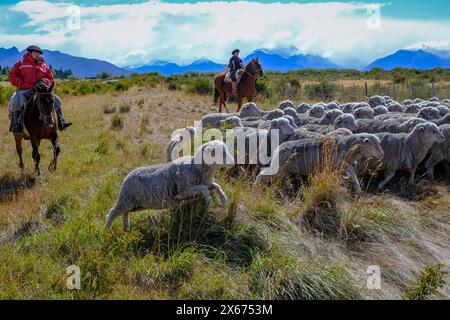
left=35, top=82, right=56, bottom=128
left=251, top=57, right=264, bottom=77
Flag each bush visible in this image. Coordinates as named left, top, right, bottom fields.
left=403, top=264, right=448, bottom=300
left=110, top=115, right=124, bottom=130
left=185, top=78, right=213, bottom=95
left=0, top=85, right=15, bottom=107
left=305, top=81, right=337, bottom=101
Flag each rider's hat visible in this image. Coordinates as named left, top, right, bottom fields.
left=231, top=49, right=240, bottom=55
left=26, top=45, right=44, bottom=54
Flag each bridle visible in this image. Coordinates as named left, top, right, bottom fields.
left=35, top=91, right=56, bottom=125
left=243, top=60, right=263, bottom=79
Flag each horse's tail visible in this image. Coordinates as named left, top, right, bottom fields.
left=213, top=87, right=219, bottom=104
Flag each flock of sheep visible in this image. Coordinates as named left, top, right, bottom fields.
left=106, top=95, right=450, bottom=230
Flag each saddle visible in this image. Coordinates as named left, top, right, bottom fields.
left=224, top=69, right=243, bottom=84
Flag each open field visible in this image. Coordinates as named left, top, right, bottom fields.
left=0, top=75, right=449, bottom=299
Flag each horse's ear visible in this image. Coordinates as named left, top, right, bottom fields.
left=49, top=82, right=54, bottom=92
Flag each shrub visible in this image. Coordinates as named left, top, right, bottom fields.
left=110, top=115, right=124, bottom=130
left=185, top=78, right=213, bottom=95
left=118, top=103, right=131, bottom=113
left=0, top=85, right=15, bottom=107
left=305, top=80, right=337, bottom=101
left=403, top=264, right=448, bottom=300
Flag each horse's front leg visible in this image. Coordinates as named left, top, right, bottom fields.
left=236, top=96, right=243, bottom=112
left=49, top=133, right=60, bottom=172
left=30, top=138, right=41, bottom=176
left=14, top=133, right=24, bottom=170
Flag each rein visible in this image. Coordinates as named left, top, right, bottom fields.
left=242, top=61, right=262, bottom=79
left=35, top=91, right=56, bottom=124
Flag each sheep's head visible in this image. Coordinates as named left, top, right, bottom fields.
left=278, top=100, right=294, bottom=110
left=320, top=109, right=344, bottom=125
left=334, top=114, right=358, bottom=132
left=264, top=109, right=284, bottom=120
left=412, top=122, right=446, bottom=145
left=352, top=134, right=384, bottom=161
left=418, top=107, right=441, bottom=121
left=220, top=116, right=243, bottom=129
left=240, top=102, right=262, bottom=118
left=296, top=102, right=311, bottom=113
left=270, top=118, right=295, bottom=136
left=282, top=115, right=298, bottom=128
left=194, top=140, right=235, bottom=168
left=353, top=107, right=374, bottom=120
left=373, top=106, right=389, bottom=116
left=309, top=105, right=325, bottom=118
left=400, top=118, right=427, bottom=133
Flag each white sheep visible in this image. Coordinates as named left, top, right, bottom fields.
left=106, top=140, right=234, bottom=230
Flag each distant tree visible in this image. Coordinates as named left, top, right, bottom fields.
left=96, top=72, right=112, bottom=79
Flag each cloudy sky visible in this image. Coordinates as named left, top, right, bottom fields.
left=0, top=0, right=449, bottom=67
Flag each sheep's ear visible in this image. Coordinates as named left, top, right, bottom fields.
left=363, top=138, right=370, bottom=143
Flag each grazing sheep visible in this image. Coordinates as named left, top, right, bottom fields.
left=405, top=104, right=422, bottom=113
left=429, top=97, right=440, bottom=102
left=309, top=104, right=326, bottom=118
left=334, top=114, right=359, bottom=132
left=418, top=107, right=441, bottom=121
left=326, top=128, right=353, bottom=138
left=326, top=101, right=340, bottom=110
left=368, top=95, right=386, bottom=108
left=414, top=98, right=423, bottom=104
left=435, top=113, right=450, bottom=126
left=319, top=109, right=344, bottom=125
left=425, top=124, right=450, bottom=181
left=283, top=107, right=302, bottom=126
left=202, top=113, right=237, bottom=129
left=354, top=102, right=371, bottom=110
left=387, top=102, right=405, bottom=113
left=356, top=117, right=427, bottom=134
left=342, top=103, right=356, bottom=114
left=353, top=106, right=374, bottom=119
left=373, top=122, right=445, bottom=190
left=257, top=133, right=384, bottom=193
left=220, top=116, right=244, bottom=129
left=373, top=105, right=389, bottom=116
left=278, top=100, right=295, bottom=110
left=282, top=115, right=299, bottom=129
left=106, top=141, right=234, bottom=230
left=300, top=114, right=358, bottom=134
left=404, top=99, right=414, bottom=106
left=263, top=109, right=285, bottom=121
left=167, top=126, right=197, bottom=162
left=437, top=105, right=450, bottom=117
left=296, top=102, right=311, bottom=114
left=240, top=102, right=263, bottom=118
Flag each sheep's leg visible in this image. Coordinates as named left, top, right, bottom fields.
left=377, top=170, right=396, bottom=191
left=425, top=159, right=436, bottom=181
left=442, top=162, right=450, bottom=179
left=210, top=182, right=227, bottom=206
left=105, top=202, right=130, bottom=229
left=408, top=169, right=416, bottom=186
left=176, top=185, right=213, bottom=207
left=345, top=164, right=361, bottom=193
left=122, top=213, right=130, bottom=231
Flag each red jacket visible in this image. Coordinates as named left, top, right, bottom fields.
left=9, top=53, right=54, bottom=90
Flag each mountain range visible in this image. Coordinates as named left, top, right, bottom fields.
left=0, top=47, right=130, bottom=78
left=1, top=46, right=450, bottom=78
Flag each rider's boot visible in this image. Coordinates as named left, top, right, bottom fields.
left=11, top=110, right=24, bottom=134
left=232, top=81, right=238, bottom=96
left=56, top=108, right=72, bottom=131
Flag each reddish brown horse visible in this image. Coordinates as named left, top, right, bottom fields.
left=214, top=58, right=264, bottom=113
left=14, top=84, right=60, bottom=175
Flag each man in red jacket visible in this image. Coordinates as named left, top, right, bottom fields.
left=8, top=45, right=71, bottom=133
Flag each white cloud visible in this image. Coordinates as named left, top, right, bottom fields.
left=2, top=1, right=450, bottom=67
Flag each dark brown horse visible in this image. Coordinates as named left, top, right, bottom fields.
left=214, top=58, right=264, bottom=113
left=14, top=84, right=60, bottom=175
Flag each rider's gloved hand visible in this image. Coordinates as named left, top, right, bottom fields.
left=35, top=79, right=49, bottom=91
